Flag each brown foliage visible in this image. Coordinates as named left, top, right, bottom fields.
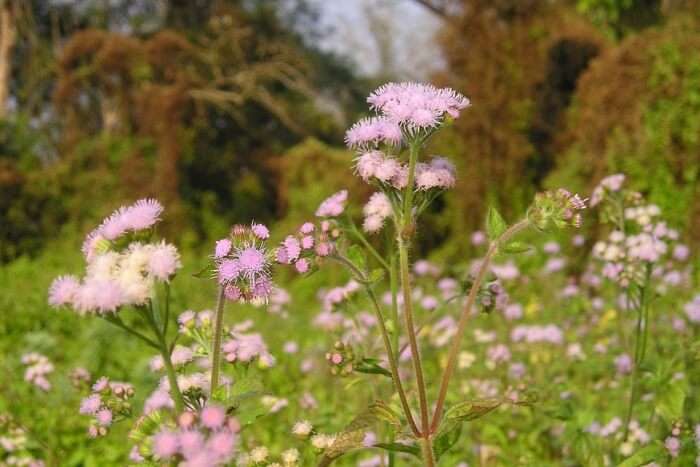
left=434, top=1, right=605, bottom=241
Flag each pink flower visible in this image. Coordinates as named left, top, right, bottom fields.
left=251, top=223, right=270, bottom=240
left=214, top=239, right=232, bottom=259
left=316, top=190, right=348, bottom=217
left=301, top=235, right=314, bottom=249
left=96, top=408, right=112, bottom=426
left=295, top=258, right=310, bottom=273
left=224, top=285, right=241, bottom=302
left=75, top=279, right=124, bottom=314
left=235, top=245, right=270, bottom=286
left=367, top=82, right=470, bottom=129
left=48, top=275, right=80, bottom=307
left=283, top=236, right=301, bottom=262
left=123, top=198, right=163, bottom=230
left=179, top=430, right=204, bottom=457
left=148, top=241, right=181, bottom=281
left=153, top=430, right=179, bottom=459
left=218, top=259, right=240, bottom=284
left=355, top=151, right=384, bottom=181
left=345, top=117, right=402, bottom=148
left=300, top=222, right=315, bottom=234
left=79, top=395, right=102, bottom=414
left=207, top=431, right=236, bottom=458
left=200, top=405, right=226, bottom=429
left=614, top=354, right=633, bottom=375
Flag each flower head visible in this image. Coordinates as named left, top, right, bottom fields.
left=316, top=190, right=348, bottom=218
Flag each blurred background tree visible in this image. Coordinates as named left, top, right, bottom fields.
left=2, top=0, right=700, bottom=262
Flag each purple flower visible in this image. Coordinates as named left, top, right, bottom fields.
left=214, top=239, right=232, bottom=259
left=251, top=223, right=270, bottom=240
left=217, top=259, right=240, bottom=284
left=200, top=405, right=226, bottom=429
left=316, top=190, right=348, bottom=218
left=48, top=275, right=81, bottom=307
left=153, top=430, right=179, bottom=459
left=79, top=394, right=102, bottom=415
left=147, top=241, right=181, bottom=281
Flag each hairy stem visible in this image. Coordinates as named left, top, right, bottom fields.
left=210, top=286, right=226, bottom=396
left=419, top=436, right=436, bottom=467
left=431, top=219, right=530, bottom=431
left=397, top=141, right=431, bottom=437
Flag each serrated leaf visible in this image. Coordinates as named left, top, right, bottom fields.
left=320, top=400, right=404, bottom=464
left=501, top=241, right=531, bottom=254
left=374, top=442, right=421, bottom=458
left=445, top=398, right=503, bottom=422
left=486, top=206, right=507, bottom=240
left=368, top=400, right=402, bottom=430
left=618, top=442, right=665, bottom=467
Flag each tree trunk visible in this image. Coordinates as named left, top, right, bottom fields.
left=0, top=1, right=16, bottom=119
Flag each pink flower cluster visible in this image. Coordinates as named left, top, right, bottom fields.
left=140, top=405, right=239, bottom=466
left=79, top=376, right=134, bottom=437
left=49, top=200, right=181, bottom=315
left=510, top=324, right=564, bottom=345
left=49, top=240, right=181, bottom=314
left=214, top=223, right=273, bottom=303
left=82, top=199, right=163, bottom=260
left=354, top=151, right=456, bottom=191
left=21, top=353, right=53, bottom=391
left=276, top=218, right=340, bottom=273
left=222, top=320, right=275, bottom=367
left=345, top=82, right=469, bottom=148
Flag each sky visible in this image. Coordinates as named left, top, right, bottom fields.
left=307, top=0, right=444, bottom=79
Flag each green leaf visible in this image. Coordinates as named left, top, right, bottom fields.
left=355, top=358, right=392, bottom=378
left=656, top=383, right=686, bottom=422
left=319, top=400, right=404, bottom=464
left=192, top=264, right=212, bottom=279
left=617, top=442, right=665, bottom=467
left=434, top=422, right=462, bottom=460
left=486, top=206, right=507, bottom=240
left=346, top=245, right=367, bottom=273
left=444, top=398, right=503, bottom=422
left=368, top=268, right=385, bottom=284
left=374, top=442, right=421, bottom=458
left=501, top=241, right=531, bottom=254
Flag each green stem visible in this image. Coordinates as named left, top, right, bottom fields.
left=431, top=219, right=530, bottom=432
left=102, top=315, right=159, bottom=349
left=397, top=141, right=431, bottom=437
left=419, top=435, right=436, bottom=467
left=331, top=254, right=420, bottom=437
left=366, top=287, right=421, bottom=437
left=160, top=343, right=185, bottom=413
left=397, top=235, right=430, bottom=436
left=390, top=253, right=400, bottom=355
left=145, top=304, right=185, bottom=413
left=623, top=264, right=652, bottom=441
left=210, top=286, right=227, bottom=397
left=349, top=219, right=390, bottom=271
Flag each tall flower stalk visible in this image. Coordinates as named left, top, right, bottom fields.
left=333, top=82, right=585, bottom=465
